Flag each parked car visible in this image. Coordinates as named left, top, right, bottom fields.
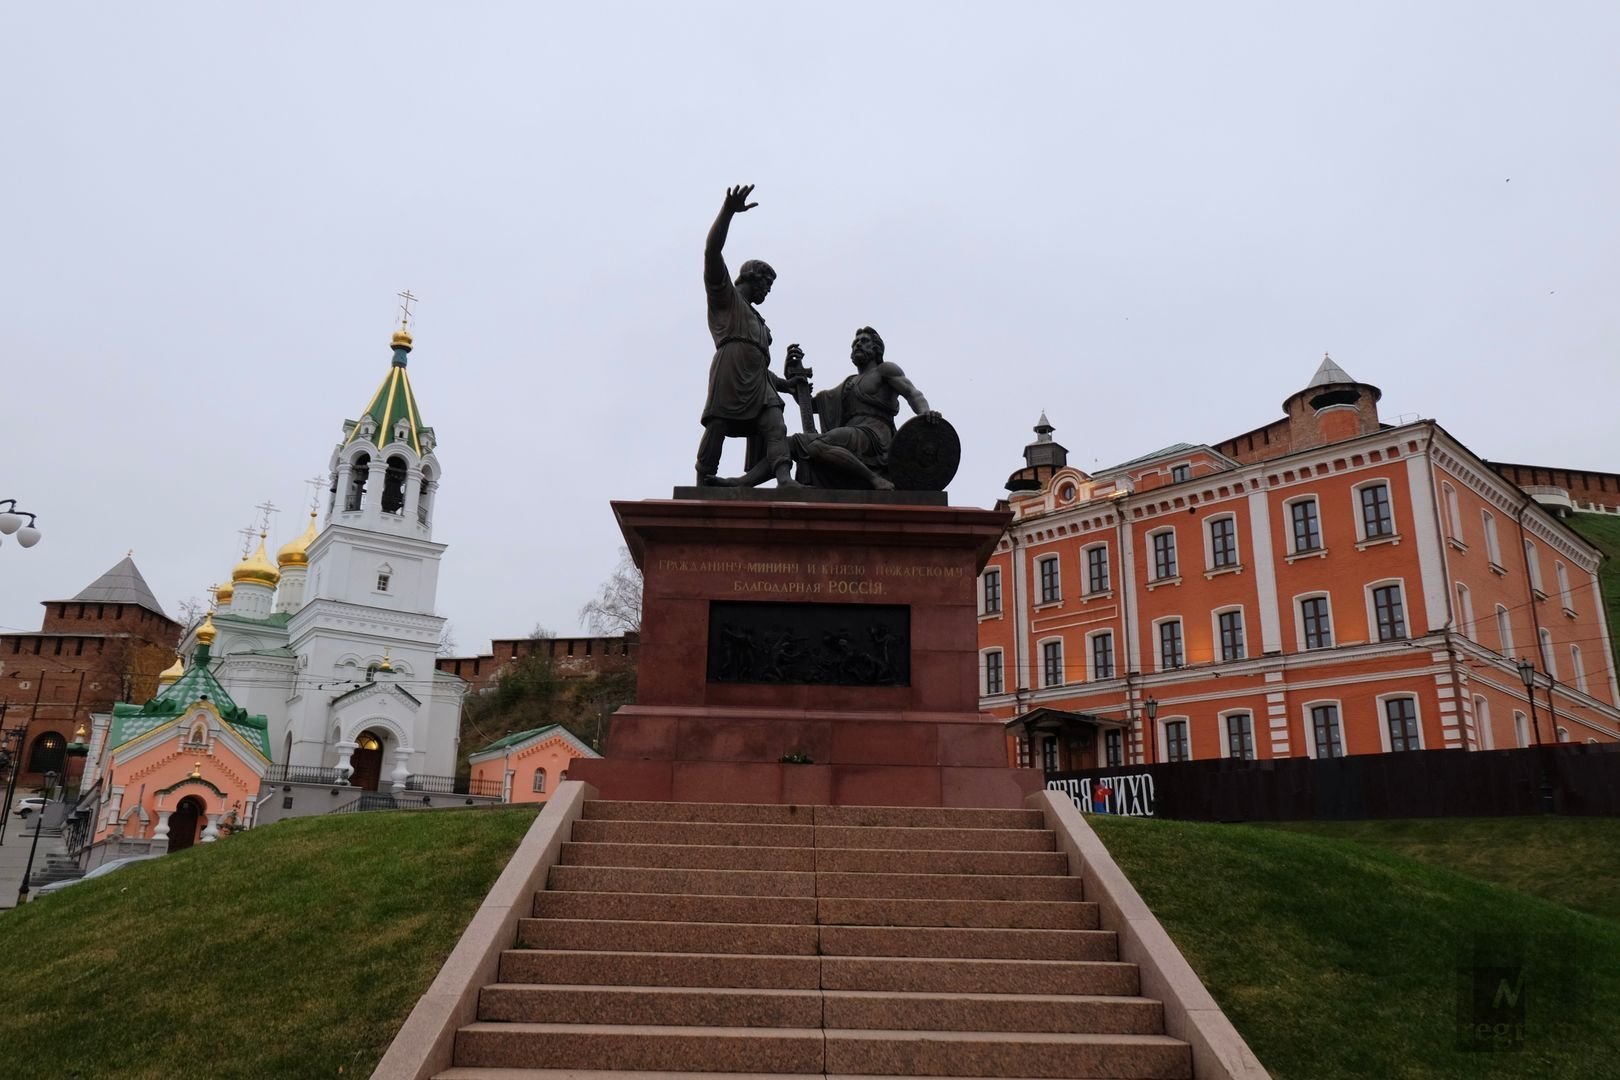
left=34, top=855, right=161, bottom=896
left=12, top=796, right=47, bottom=818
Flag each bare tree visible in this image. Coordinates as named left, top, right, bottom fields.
left=175, top=596, right=207, bottom=628
left=579, top=548, right=643, bottom=635
left=438, top=621, right=459, bottom=657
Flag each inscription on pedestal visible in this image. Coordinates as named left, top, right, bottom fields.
left=706, top=601, right=910, bottom=686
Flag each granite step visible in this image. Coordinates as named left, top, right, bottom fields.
left=534, top=891, right=816, bottom=925
left=499, top=950, right=821, bottom=989
left=824, top=1028, right=1191, bottom=1078
left=582, top=800, right=813, bottom=825
left=816, top=849, right=1069, bottom=877
left=820, top=956, right=1140, bottom=996
left=816, top=871, right=1083, bottom=901
left=453, top=1022, right=825, bottom=1073
left=819, top=925, right=1118, bottom=961
left=479, top=984, right=822, bottom=1028
left=823, top=990, right=1163, bottom=1034
left=548, top=864, right=815, bottom=897
left=814, top=825, right=1055, bottom=852
left=813, top=805, right=1046, bottom=830
left=518, top=918, right=818, bottom=956
left=558, top=841, right=816, bottom=871
left=818, top=896, right=1098, bottom=930
left=571, top=818, right=815, bottom=849
left=436, top=1071, right=1177, bottom=1080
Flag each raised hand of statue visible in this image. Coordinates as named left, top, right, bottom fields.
left=723, top=184, right=758, bottom=215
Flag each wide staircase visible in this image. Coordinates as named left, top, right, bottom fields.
left=435, top=800, right=1191, bottom=1079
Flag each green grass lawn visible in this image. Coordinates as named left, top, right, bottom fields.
left=1264, top=817, right=1620, bottom=922
left=1091, top=815, right=1620, bottom=1080
left=0, top=806, right=538, bottom=1080
left=1566, top=512, right=1620, bottom=671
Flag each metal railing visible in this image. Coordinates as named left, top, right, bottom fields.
left=264, top=764, right=348, bottom=786
left=403, top=773, right=504, bottom=798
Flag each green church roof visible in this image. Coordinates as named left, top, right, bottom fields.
left=109, top=643, right=272, bottom=760
left=344, top=334, right=434, bottom=455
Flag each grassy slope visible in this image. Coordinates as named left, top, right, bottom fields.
left=1264, top=817, right=1620, bottom=922
left=1091, top=816, right=1620, bottom=1080
left=0, top=806, right=538, bottom=1080
left=1566, top=512, right=1620, bottom=670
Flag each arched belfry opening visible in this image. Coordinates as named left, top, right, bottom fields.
left=382, top=455, right=408, bottom=515
left=347, top=453, right=371, bottom=511
left=418, top=465, right=434, bottom=525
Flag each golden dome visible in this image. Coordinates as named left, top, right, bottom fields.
left=277, top=512, right=319, bottom=568
left=391, top=327, right=413, bottom=349
left=232, top=533, right=281, bottom=588
left=158, top=653, right=185, bottom=687
left=215, top=577, right=235, bottom=604
left=196, top=612, right=218, bottom=646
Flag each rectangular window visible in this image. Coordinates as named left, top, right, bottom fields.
left=1159, top=620, right=1184, bottom=669
left=1556, top=562, right=1572, bottom=610
left=1042, top=640, right=1064, bottom=687
left=1442, top=483, right=1462, bottom=541
left=984, top=650, right=1004, bottom=695
left=1572, top=645, right=1587, bottom=693
left=1091, top=632, right=1115, bottom=680
left=1372, top=584, right=1406, bottom=641
left=1385, top=697, right=1420, bottom=751
left=1038, top=557, right=1060, bottom=604
left=1301, top=596, right=1332, bottom=649
left=1171, top=464, right=1190, bottom=483
left=1152, top=530, right=1178, bottom=580
left=1496, top=606, right=1513, bottom=656
left=376, top=573, right=391, bottom=592
left=1164, top=720, right=1190, bottom=762
left=1311, top=704, right=1345, bottom=758
left=1360, top=483, right=1394, bottom=538
left=1225, top=713, right=1255, bottom=760
left=1086, top=545, right=1110, bottom=593
left=1041, top=737, right=1059, bottom=772
left=982, top=569, right=1002, bottom=615
left=1218, top=610, right=1245, bottom=661
left=1104, top=730, right=1123, bottom=767
left=1209, top=517, right=1238, bottom=568
left=1524, top=541, right=1543, bottom=592
left=1482, top=510, right=1502, bottom=564
left=1291, top=499, right=1322, bottom=552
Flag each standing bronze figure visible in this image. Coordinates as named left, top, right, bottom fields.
left=695, top=185, right=803, bottom=487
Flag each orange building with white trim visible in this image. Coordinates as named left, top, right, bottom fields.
left=980, top=359, right=1620, bottom=769
left=467, top=724, right=600, bottom=804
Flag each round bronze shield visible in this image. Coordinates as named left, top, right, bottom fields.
left=888, top=415, right=961, bottom=491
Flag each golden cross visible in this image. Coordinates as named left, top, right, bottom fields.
left=397, top=289, right=418, bottom=331
left=305, top=475, right=328, bottom=513
left=237, top=523, right=258, bottom=558
left=254, top=500, right=280, bottom=535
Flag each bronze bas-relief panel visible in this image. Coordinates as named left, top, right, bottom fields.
left=706, top=601, right=910, bottom=686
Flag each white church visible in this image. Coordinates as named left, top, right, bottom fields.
left=181, top=322, right=466, bottom=795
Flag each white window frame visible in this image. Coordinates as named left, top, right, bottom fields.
left=1557, top=726, right=1570, bottom=743
left=1204, top=512, right=1241, bottom=571
left=979, top=567, right=1003, bottom=617
left=1513, top=710, right=1529, bottom=747
left=1364, top=578, right=1409, bottom=643
left=1082, top=541, right=1111, bottom=595
left=1170, top=462, right=1191, bottom=484
left=1153, top=616, right=1186, bottom=672
left=1352, top=479, right=1398, bottom=543
left=1555, top=561, right=1574, bottom=614
left=1538, top=628, right=1557, bottom=679
left=1375, top=692, right=1426, bottom=753
left=1455, top=582, right=1476, bottom=638
left=1037, top=636, right=1065, bottom=688
left=1035, top=554, right=1062, bottom=606
left=1284, top=494, right=1325, bottom=555
left=532, top=767, right=547, bottom=794
left=980, top=647, right=1005, bottom=696
left=1495, top=604, right=1514, bottom=657
left=1441, top=482, right=1464, bottom=546
left=1303, top=699, right=1347, bottom=759
left=1158, top=715, right=1192, bottom=763
left=1473, top=695, right=1494, bottom=751
left=1218, top=709, right=1257, bottom=760
left=1148, top=527, right=1180, bottom=582
left=1572, top=645, right=1588, bottom=693
left=1212, top=605, right=1246, bottom=662
left=1084, top=628, right=1116, bottom=682
left=1294, top=591, right=1336, bottom=652
left=1481, top=509, right=1503, bottom=567
left=1524, top=539, right=1545, bottom=595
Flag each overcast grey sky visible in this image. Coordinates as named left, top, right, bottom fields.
left=3, top=2, right=1617, bottom=653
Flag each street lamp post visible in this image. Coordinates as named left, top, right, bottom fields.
left=17, top=769, right=58, bottom=905
left=1516, top=658, right=1556, bottom=814
left=0, top=500, right=43, bottom=549
left=1144, top=696, right=1159, bottom=764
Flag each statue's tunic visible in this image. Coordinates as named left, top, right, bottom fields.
left=702, top=278, right=782, bottom=431
left=837, top=374, right=901, bottom=466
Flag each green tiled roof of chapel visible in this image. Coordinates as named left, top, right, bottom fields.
left=344, top=331, right=434, bottom=455
left=109, top=650, right=272, bottom=759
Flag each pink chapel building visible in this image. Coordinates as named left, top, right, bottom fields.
left=468, top=724, right=599, bottom=804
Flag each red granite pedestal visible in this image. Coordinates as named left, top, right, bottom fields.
left=568, top=497, right=1044, bottom=808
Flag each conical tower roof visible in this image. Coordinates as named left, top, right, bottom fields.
left=1306, top=353, right=1356, bottom=389
left=345, top=330, right=432, bottom=454
left=65, top=555, right=168, bottom=619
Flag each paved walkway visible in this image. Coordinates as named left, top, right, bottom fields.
left=0, top=816, right=67, bottom=910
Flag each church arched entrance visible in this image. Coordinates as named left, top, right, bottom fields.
left=350, top=731, right=385, bottom=791
left=168, top=796, right=206, bottom=853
